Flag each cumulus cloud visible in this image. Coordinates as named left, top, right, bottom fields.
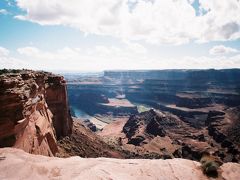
left=14, top=44, right=148, bottom=70
left=0, top=47, right=29, bottom=69
left=0, top=47, right=10, bottom=56
left=123, top=40, right=147, bottom=54
left=14, top=0, right=240, bottom=44
left=17, top=46, right=40, bottom=56
left=0, top=45, right=239, bottom=70
left=209, top=45, right=239, bottom=55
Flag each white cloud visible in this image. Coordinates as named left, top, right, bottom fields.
left=209, top=45, right=239, bottom=55
left=0, top=47, right=29, bottom=69
left=0, top=47, right=10, bottom=56
left=1, top=45, right=239, bottom=70
left=0, top=9, right=8, bottom=15
left=17, top=46, right=40, bottom=56
left=14, top=0, right=240, bottom=45
left=95, top=46, right=117, bottom=55
left=123, top=40, right=147, bottom=54
left=187, top=0, right=195, bottom=4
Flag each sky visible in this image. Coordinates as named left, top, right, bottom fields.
left=0, top=0, right=240, bottom=71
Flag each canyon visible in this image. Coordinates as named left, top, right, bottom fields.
left=66, top=69, right=240, bottom=162
left=0, top=69, right=240, bottom=179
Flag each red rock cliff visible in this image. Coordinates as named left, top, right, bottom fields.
left=45, top=75, right=72, bottom=138
left=0, top=70, right=72, bottom=156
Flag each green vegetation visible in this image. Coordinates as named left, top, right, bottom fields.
left=0, top=69, right=22, bottom=75
left=137, top=105, right=151, bottom=113
left=200, top=154, right=221, bottom=178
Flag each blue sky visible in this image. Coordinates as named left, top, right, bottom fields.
left=0, top=0, right=239, bottom=71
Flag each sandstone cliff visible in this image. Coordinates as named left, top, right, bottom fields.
left=45, top=75, right=72, bottom=138
left=0, top=70, right=72, bottom=156
left=0, top=148, right=240, bottom=180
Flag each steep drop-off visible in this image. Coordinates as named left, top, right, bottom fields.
left=0, top=70, right=72, bottom=156
left=57, top=119, right=125, bottom=158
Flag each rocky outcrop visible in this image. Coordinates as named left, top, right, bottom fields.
left=110, top=109, right=215, bottom=161
left=206, top=107, right=240, bottom=162
left=82, top=119, right=97, bottom=132
left=123, top=109, right=177, bottom=145
left=57, top=120, right=123, bottom=158
left=0, top=70, right=72, bottom=156
left=114, top=108, right=240, bottom=162
left=46, top=75, right=72, bottom=138
left=123, top=109, right=183, bottom=145
left=1, top=148, right=240, bottom=180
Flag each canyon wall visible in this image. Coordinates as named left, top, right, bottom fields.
left=0, top=70, right=72, bottom=156
left=68, top=69, right=240, bottom=162
left=45, top=76, right=72, bottom=138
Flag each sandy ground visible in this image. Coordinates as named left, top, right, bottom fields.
left=101, top=98, right=135, bottom=107
left=98, top=118, right=128, bottom=136
left=166, top=103, right=226, bottom=113
left=0, top=148, right=240, bottom=180
left=89, top=116, right=108, bottom=129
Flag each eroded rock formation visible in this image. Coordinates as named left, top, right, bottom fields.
left=121, top=109, right=212, bottom=160
left=101, top=108, right=240, bottom=162
left=0, top=70, right=72, bottom=156
left=57, top=119, right=124, bottom=158
left=206, top=107, right=240, bottom=162
left=67, top=69, right=240, bottom=162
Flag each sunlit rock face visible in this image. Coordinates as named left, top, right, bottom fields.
left=1, top=148, right=240, bottom=180
left=0, top=70, right=72, bottom=156
left=45, top=75, right=72, bottom=138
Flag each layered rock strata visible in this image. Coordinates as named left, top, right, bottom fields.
left=0, top=70, right=72, bottom=156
